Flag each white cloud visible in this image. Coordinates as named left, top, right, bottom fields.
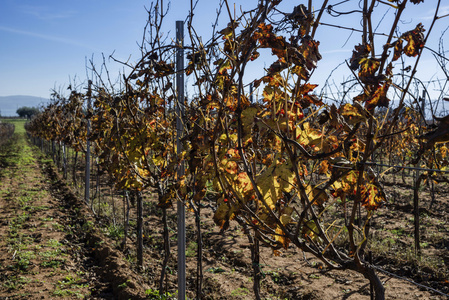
left=320, top=49, right=352, bottom=55
left=418, top=5, right=449, bottom=21
left=19, top=5, right=76, bottom=21
left=0, top=26, right=97, bottom=50
left=437, top=5, right=449, bottom=18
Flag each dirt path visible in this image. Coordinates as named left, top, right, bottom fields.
left=0, top=124, right=147, bottom=299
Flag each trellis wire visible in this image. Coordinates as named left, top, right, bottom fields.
left=365, top=261, right=449, bottom=298
left=363, top=162, right=449, bottom=174
left=332, top=162, right=449, bottom=174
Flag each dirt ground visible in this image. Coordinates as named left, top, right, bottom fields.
left=0, top=126, right=149, bottom=299
left=0, top=123, right=448, bottom=299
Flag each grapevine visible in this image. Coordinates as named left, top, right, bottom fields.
left=25, top=1, right=449, bottom=299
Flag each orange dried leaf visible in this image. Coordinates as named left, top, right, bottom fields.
left=221, top=158, right=238, bottom=174
left=318, top=160, right=330, bottom=175
left=349, top=43, right=371, bottom=70
left=237, top=172, right=253, bottom=194
left=275, top=226, right=290, bottom=249
left=299, top=36, right=321, bottom=70
left=358, top=58, right=380, bottom=83
left=361, top=184, right=384, bottom=210
left=392, top=39, right=403, bottom=61
left=402, top=23, right=425, bottom=57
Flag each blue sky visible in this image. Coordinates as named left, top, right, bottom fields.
left=0, top=0, right=448, bottom=113
left=0, top=0, right=150, bottom=97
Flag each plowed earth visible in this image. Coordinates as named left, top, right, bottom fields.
left=0, top=122, right=447, bottom=299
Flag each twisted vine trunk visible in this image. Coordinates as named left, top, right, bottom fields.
left=346, top=260, right=385, bottom=300
left=243, top=224, right=261, bottom=300
left=159, top=206, right=170, bottom=294
left=62, top=143, right=67, bottom=180
left=414, top=173, right=426, bottom=256
left=364, top=265, right=385, bottom=300
left=73, top=151, right=78, bottom=187
left=122, top=191, right=130, bottom=251
left=195, top=204, right=203, bottom=299
left=136, top=191, right=144, bottom=268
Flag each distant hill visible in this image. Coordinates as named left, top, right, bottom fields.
left=0, top=95, right=49, bottom=117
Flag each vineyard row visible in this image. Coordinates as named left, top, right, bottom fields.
left=24, top=1, right=449, bottom=299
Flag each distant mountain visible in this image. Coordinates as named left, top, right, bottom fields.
left=0, top=95, right=49, bottom=117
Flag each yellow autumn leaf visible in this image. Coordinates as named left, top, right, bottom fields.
left=119, top=176, right=143, bottom=191
left=263, top=85, right=275, bottom=102
left=295, top=122, right=322, bottom=146
left=256, top=169, right=281, bottom=210
left=213, top=196, right=238, bottom=230
left=218, top=133, right=238, bottom=144
left=213, top=202, right=231, bottom=229
left=137, top=166, right=150, bottom=178
left=241, top=106, right=258, bottom=129
left=358, top=58, right=380, bottom=79
left=127, top=148, right=143, bottom=164
left=340, top=103, right=367, bottom=125
left=440, top=144, right=447, bottom=159
left=280, top=213, right=292, bottom=225
left=256, top=159, right=295, bottom=210
left=223, top=172, right=253, bottom=201
left=152, top=154, right=165, bottom=167
left=302, top=220, right=323, bottom=243
left=305, top=185, right=329, bottom=207
left=361, top=184, right=384, bottom=211
left=275, top=226, right=290, bottom=249
left=273, top=160, right=295, bottom=193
